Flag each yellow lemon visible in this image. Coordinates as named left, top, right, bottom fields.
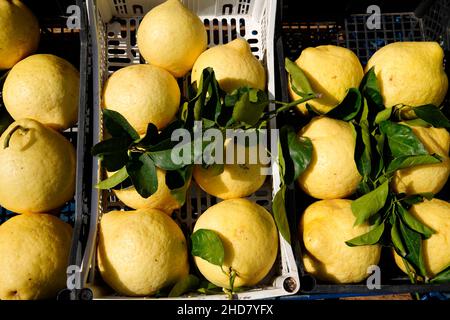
left=191, top=38, right=266, bottom=93
left=102, top=64, right=180, bottom=134
left=0, top=119, right=76, bottom=214
left=97, top=208, right=189, bottom=296
left=193, top=139, right=267, bottom=199
left=393, top=198, right=450, bottom=278
left=0, top=0, right=40, bottom=70
left=0, top=213, right=72, bottom=300
left=366, top=42, right=448, bottom=116
left=392, top=124, right=450, bottom=195
left=109, top=168, right=184, bottom=215
left=288, top=45, right=364, bottom=115
left=137, top=0, right=207, bottom=77
left=193, top=198, right=278, bottom=288
left=3, top=54, right=80, bottom=131
left=300, top=199, right=382, bottom=283
left=297, top=117, right=361, bottom=199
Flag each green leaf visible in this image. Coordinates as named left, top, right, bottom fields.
left=379, top=121, right=428, bottom=157
left=413, top=105, right=450, bottom=128
left=374, top=108, right=393, bottom=124
left=354, top=120, right=372, bottom=179
left=285, top=58, right=314, bottom=96
left=0, top=108, right=14, bottom=136
left=197, top=281, right=222, bottom=294
left=100, top=151, right=129, bottom=172
left=373, top=132, right=386, bottom=178
left=360, top=67, right=383, bottom=107
left=166, top=166, right=192, bottom=206
left=397, top=203, right=435, bottom=239
left=403, top=118, right=431, bottom=128
left=346, top=222, right=385, bottom=247
left=386, top=154, right=442, bottom=174
left=95, top=166, right=129, bottom=189
left=149, top=148, right=186, bottom=171
left=231, top=89, right=268, bottom=126
left=391, top=216, right=407, bottom=257
left=91, top=137, right=130, bottom=156
left=401, top=193, right=434, bottom=207
left=352, top=180, right=389, bottom=225
left=430, top=266, right=450, bottom=284
left=191, top=229, right=225, bottom=266
left=398, top=218, right=427, bottom=277
left=126, top=153, right=158, bottom=198
left=325, top=88, right=362, bottom=121
left=272, top=185, right=291, bottom=243
left=103, top=109, right=140, bottom=141
left=279, top=126, right=312, bottom=185
left=137, top=123, right=159, bottom=147
left=168, top=275, right=200, bottom=297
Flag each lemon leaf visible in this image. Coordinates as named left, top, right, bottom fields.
left=168, top=274, right=200, bottom=297
left=95, top=166, right=129, bottom=190
left=191, top=229, right=225, bottom=266
left=325, top=88, right=362, bottom=121
left=103, top=109, right=139, bottom=141
left=430, top=266, right=450, bottom=284
left=397, top=203, right=435, bottom=239
left=352, top=180, right=389, bottom=225
left=345, top=222, right=385, bottom=247
left=272, top=185, right=291, bottom=244
left=91, top=137, right=130, bottom=156
left=391, top=215, right=407, bottom=257
left=413, top=104, right=450, bottom=128
left=166, top=166, right=192, bottom=206
left=285, top=58, right=314, bottom=96
left=231, top=89, right=268, bottom=127
left=379, top=120, right=428, bottom=157
left=400, top=193, right=434, bottom=207
left=398, top=217, right=427, bottom=278
left=279, top=125, right=312, bottom=185
left=126, top=153, right=158, bottom=198
left=360, top=67, right=383, bottom=108
left=100, top=151, right=129, bottom=172
left=374, top=107, right=393, bottom=125
left=386, top=154, right=442, bottom=174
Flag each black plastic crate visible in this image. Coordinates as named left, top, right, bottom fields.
left=0, top=0, right=90, bottom=298
left=277, top=0, right=450, bottom=297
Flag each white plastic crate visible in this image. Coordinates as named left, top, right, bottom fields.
left=83, top=0, right=299, bottom=300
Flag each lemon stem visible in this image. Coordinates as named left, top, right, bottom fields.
left=3, top=125, right=27, bottom=149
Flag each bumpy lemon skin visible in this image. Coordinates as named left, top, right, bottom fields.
left=365, top=42, right=448, bottom=117
left=0, top=214, right=72, bottom=300
left=102, top=64, right=180, bottom=134
left=191, top=38, right=266, bottom=93
left=3, top=54, right=80, bottom=131
left=137, top=0, right=207, bottom=78
left=297, top=117, right=362, bottom=199
left=300, top=199, right=382, bottom=284
left=0, top=0, right=40, bottom=70
left=288, top=45, right=364, bottom=115
left=0, top=119, right=76, bottom=214
left=97, top=208, right=189, bottom=296
left=193, top=198, right=278, bottom=289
